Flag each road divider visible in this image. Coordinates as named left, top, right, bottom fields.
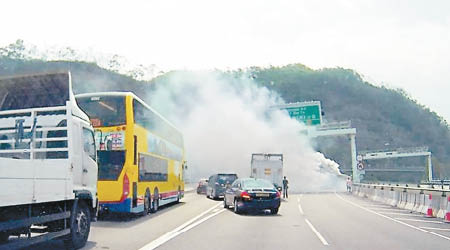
left=445, top=196, right=450, bottom=223
left=352, top=183, right=450, bottom=223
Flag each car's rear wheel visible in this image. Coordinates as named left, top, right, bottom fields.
left=0, top=232, right=9, bottom=243
left=233, top=199, right=240, bottom=214
left=270, top=208, right=279, bottom=215
left=212, top=190, right=218, bottom=200
left=223, top=198, right=229, bottom=209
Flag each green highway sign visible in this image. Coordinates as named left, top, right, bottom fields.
left=273, top=101, right=322, bottom=126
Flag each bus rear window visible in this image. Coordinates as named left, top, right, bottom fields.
left=76, top=96, right=126, bottom=127
left=98, top=150, right=126, bottom=180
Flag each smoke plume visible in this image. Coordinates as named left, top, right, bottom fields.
left=148, top=71, right=346, bottom=192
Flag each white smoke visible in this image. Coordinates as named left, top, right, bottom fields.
left=148, top=71, right=346, bottom=192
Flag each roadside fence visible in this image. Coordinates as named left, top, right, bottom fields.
left=352, top=183, right=450, bottom=223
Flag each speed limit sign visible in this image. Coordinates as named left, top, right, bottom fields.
left=356, top=155, right=363, bottom=161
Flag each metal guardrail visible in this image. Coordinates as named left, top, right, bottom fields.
left=359, top=146, right=429, bottom=155
left=355, top=183, right=450, bottom=192
left=316, top=121, right=352, bottom=131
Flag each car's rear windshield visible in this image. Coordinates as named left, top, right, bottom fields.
left=217, top=175, right=237, bottom=184
left=242, top=179, right=275, bottom=189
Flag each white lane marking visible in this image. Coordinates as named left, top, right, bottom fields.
left=365, top=205, right=394, bottom=208
left=370, top=208, right=406, bottom=211
left=420, top=227, right=450, bottom=232
left=429, top=232, right=450, bottom=241
left=139, top=203, right=222, bottom=250
left=298, top=204, right=304, bottom=215
left=297, top=197, right=304, bottom=215
left=335, top=193, right=427, bottom=232
left=304, top=218, right=329, bottom=246
left=379, top=212, right=423, bottom=217
left=335, top=193, right=450, bottom=242
left=178, top=209, right=225, bottom=234
left=393, top=218, right=444, bottom=224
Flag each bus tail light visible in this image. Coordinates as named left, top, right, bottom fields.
left=122, top=174, right=130, bottom=200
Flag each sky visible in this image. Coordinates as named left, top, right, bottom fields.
left=1, top=0, right=450, bottom=121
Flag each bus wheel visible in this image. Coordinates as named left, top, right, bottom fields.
left=151, top=189, right=159, bottom=213
left=65, top=201, right=91, bottom=249
left=176, top=187, right=181, bottom=203
left=143, top=190, right=150, bottom=215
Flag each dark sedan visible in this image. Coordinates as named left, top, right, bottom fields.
left=223, top=178, right=281, bottom=214
left=196, top=178, right=208, bottom=194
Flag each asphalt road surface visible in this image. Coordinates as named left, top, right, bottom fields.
left=23, top=192, right=450, bottom=250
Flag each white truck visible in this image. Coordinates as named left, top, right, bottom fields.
left=250, top=153, right=283, bottom=191
left=0, top=72, right=98, bottom=249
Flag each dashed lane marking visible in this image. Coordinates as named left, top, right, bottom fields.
left=420, top=227, right=450, bottom=232
left=368, top=208, right=408, bottom=211
left=378, top=212, right=423, bottom=217
left=139, top=202, right=223, bottom=250
left=304, top=218, right=329, bottom=246
left=335, top=193, right=450, bottom=242
left=298, top=204, right=304, bottom=215
left=393, top=218, right=444, bottom=224
left=297, top=197, right=304, bottom=215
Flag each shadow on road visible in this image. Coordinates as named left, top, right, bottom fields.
left=223, top=208, right=282, bottom=217
left=93, top=201, right=187, bottom=228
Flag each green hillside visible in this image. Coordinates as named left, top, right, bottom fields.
left=1, top=55, right=449, bottom=180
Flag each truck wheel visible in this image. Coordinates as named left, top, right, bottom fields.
left=0, top=232, right=9, bottom=243
left=65, top=201, right=91, bottom=249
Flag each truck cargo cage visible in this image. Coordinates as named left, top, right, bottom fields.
left=0, top=104, right=70, bottom=160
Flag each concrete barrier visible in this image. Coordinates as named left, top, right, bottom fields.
left=414, top=193, right=425, bottom=213
left=404, top=192, right=416, bottom=211
left=398, top=191, right=408, bottom=209
left=445, top=196, right=450, bottom=223
left=386, top=189, right=396, bottom=206
left=437, top=194, right=448, bottom=219
left=391, top=190, right=400, bottom=207
left=353, top=183, right=450, bottom=221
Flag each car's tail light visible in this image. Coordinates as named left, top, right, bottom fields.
left=275, top=191, right=281, bottom=198
left=122, top=174, right=130, bottom=200
left=241, top=191, right=251, bottom=200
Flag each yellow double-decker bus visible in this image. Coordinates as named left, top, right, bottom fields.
left=76, top=92, right=185, bottom=214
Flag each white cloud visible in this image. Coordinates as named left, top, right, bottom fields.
left=1, top=0, right=449, bottom=120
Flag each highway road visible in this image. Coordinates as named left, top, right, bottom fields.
left=28, top=191, right=450, bottom=250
